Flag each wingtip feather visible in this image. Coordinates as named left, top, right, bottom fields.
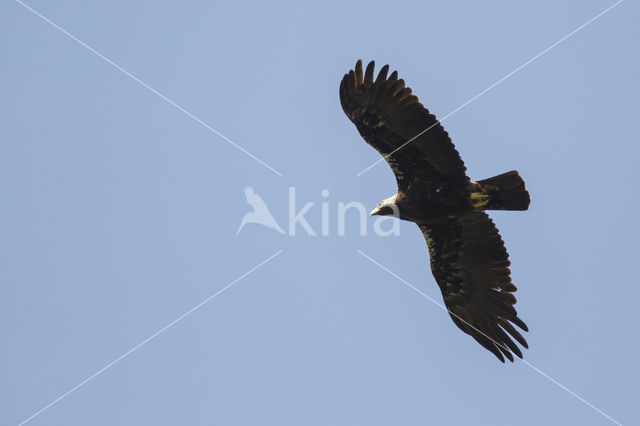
left=364, top=60, right=375, bottom=84
left=355, top=60, right=363, bottom=85
left=376, top=64, right=389, bottom=82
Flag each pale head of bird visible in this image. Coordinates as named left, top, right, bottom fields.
left=370, top=194, right=400, bottom=217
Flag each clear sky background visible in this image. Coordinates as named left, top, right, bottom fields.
left=2, top=1, right=638, bottom=425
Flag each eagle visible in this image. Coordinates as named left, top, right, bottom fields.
left=340, top=60, right=531, bottom=362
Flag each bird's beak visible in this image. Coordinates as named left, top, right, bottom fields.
left=370, top=207, right=380, bottom=216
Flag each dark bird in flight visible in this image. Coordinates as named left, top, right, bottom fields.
left=340, top=60, right=531, bottom=362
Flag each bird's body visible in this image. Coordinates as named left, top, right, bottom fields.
left=340, top=60, right=531, bottom=362
left=383, top=170, right=529, bottom=223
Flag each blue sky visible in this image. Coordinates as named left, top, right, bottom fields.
left=2, top=1, right=638, bottom=425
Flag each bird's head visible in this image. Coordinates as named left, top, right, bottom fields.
left=371, top=195, right=400, bottom=217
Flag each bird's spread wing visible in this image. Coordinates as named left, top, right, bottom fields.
left=340, top=60, right=467, bottom=191
left=419, top=212, right=528, bottom=362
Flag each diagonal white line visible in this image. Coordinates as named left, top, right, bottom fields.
left=356, top=249, right=622, bottom=426
left=356, top=0, right=625, bottom=177
left=15, top=0, right=283, bottom=177
left=18, top=250, right=283, bottom=426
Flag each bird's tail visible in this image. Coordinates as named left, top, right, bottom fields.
left=472, top=170, right=530, bottom=211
